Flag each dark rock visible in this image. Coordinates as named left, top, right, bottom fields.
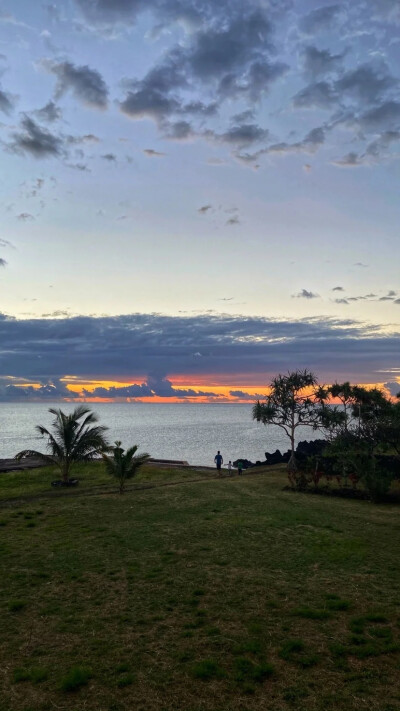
left=261, top=440, right=328, bottom=467
left=264, top=449, right=284, bottom=465
left=296, top=440, right=328, bottom=456
left=232, top=458, right=253, bottom=469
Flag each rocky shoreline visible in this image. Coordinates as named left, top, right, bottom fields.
left=233, top=440, right=328, bottom=469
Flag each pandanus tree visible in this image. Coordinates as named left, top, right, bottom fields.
left=15, top=406, right=109, bottom=483
left=253, top=370, right=320, bottom=482
left=102, top=441, right=150, bottom=494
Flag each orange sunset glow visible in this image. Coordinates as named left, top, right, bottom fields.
left=12, top=377, right=397, bottom=403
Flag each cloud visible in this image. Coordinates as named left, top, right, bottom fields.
left=44, top=59, right=109, bottom=109
left=226, top=215, right=240, bottom=226
left=207, top=157, right=226, bottom=166
left=0, top=378, right=72, bottom=402
left=83, top=376, right=220, bottom=401
left=181, top=100, right=218, bottom=116
left=33, top=101, right=62, bottom=123
left=229, top=390, right=265, bottom=401
left=186, top=9, right=273, bottom=84
left=332, top=286, right=344, bottom=292
left=334, top=298, right=349, bottom=305
left=0, top=238, right=14, bottom=249
left=198, top=204, right=212, bottom=214
left=268, top=126, right=326, bottom=157
left=10, top=116, right=63, bottom=158
left=293, top=81, right=337, bottom=110
left=216, top=123, right=269, bottom=148
left=118, top=6, right=284, bottom=141
left=163, top=120, right=195, bottom=140
left=302, top=45, right=344, bottom=79
left=0, top=84, right=16, bottom=114
left=365, top=131, right=400, bottom=159
left=66, top=162, right=90, bottom=171
left=102, top=152, right=117, bottom=161
left=336, top=64, right=397, bottom=104
left=299, top=5, right=342, bottom=35
left=0, top=311, right=398, bottom=393
left=383, top=381, right=400, bottom=397
left=332, top=152, right=366, bottom=167
left=0, top=258, right=7, bottom=267
left=83, top=381, right=153, bottom=399
left=120, top=83, right=179, bottom=123
left=293, top=289, right=319, bottom=299
left=218, top=58, right=288, bottom=102
left=67, top=4, right=396, bottom=169
left=346, top=293, right=376, bottom=302
left=75, top=0, right=147, bottom=25
left=0, top=8, right=32, bottom=29
left=146, top=374, right=218, bottom=399
left=357, top=101, right=400, bottom=133
left=354, top=262, right=369, bottom=268
left=119, top=60, right=185, bottom=123
left=17, top=212, right=35, bottom=221
left=143, top=148, right=166, bottom=157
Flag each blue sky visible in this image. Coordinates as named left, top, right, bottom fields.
left=0, top=0, right=399, bottom=399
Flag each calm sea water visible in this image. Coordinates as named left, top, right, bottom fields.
left=0, top=403, right=315, bottom=466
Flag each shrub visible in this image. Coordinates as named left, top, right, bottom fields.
left=60, top=666, right=92, bottom=692
left=8, top=599, right=27, bottom=612
left=191, top=659, right=225, bottom=680
left=233, top=657, right=274, bottom=683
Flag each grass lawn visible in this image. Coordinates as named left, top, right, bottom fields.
left=0, top=464, right=399, bottom=710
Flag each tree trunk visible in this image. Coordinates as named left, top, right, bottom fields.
left=62, top=461, right=69, bottom=483
left=288, top=433, right=297, bottom=472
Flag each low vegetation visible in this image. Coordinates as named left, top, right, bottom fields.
left=15, top=406, right=109, bottom=484
left=0, top=463, right=399, bottom=710
left=254, top=372, right=400, bottom=501
left=102, top=441, right=150, bottom=494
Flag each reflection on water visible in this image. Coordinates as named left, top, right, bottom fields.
left=0, top=402, right=314, bottom=466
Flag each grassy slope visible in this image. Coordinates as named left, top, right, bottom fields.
left=0, top=465, right=399, bottom=711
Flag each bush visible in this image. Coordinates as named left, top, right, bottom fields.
left=60, top=666, right=92, bottom=692
left=191, top=659, right=225, bottom=680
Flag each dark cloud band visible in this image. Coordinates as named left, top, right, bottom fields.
left=0, top=312, right=398, bottom=399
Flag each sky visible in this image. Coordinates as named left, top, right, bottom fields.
left=0, top=0, right=399, bottom=401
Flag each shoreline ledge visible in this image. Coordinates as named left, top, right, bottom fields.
left=0, top=456, right=189, bottom=473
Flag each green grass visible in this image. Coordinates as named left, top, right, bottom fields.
left=60, top=666, right=92, bottom=692
left=0, top=460, right=212, bottom=502
left=0, top=463, right=399, bottom=710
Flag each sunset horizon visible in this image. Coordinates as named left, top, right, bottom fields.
left=0, top=0, right=399, bottom=399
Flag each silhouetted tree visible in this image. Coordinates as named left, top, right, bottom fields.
left=102, top=441, right=150, bottom=494
left=253, top=370, right=319, bottom=483
left=16, top=406, right=109, bottom=483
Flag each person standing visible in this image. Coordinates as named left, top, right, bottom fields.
left=214, top=450, right=223, bottom=474
left=237, top=459, right=243, bottom=475
left=227, top=460, right=233, bottom=475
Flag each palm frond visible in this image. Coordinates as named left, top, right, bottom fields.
left=15, top=449, right=57, bottom=466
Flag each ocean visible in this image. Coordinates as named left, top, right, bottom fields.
left=0, top=402, right=315, bottom=466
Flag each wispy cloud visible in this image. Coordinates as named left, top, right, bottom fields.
left=292, top=289, right=320, bottom=299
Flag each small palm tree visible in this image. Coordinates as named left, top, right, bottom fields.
left=15, top=406, right=109, bottom=483
left=102, top=441, right=150, bottom=494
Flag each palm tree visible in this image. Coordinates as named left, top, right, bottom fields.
left=102, top=441, right=150, bottom=494
left=15, top=406, right=109, bottom=483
